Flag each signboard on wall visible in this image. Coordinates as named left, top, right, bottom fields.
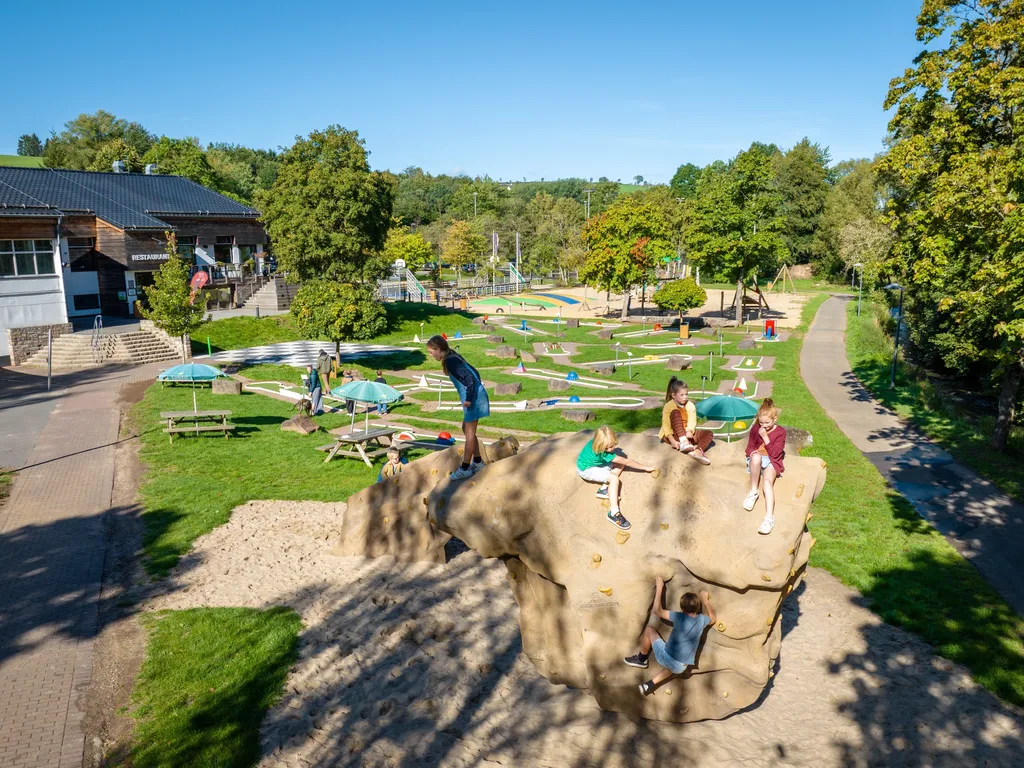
left=130, top=253, right=169, bottom=264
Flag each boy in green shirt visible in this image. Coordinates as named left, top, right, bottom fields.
left=576, top=426, right=657, bottom=531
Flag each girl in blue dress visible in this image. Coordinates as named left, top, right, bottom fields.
left=426, top=335, right=490, bottom=479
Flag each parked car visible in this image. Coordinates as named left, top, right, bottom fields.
left=461, top=264, right=477, bottom=273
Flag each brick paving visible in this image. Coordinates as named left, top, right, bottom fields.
left=0, top=365, right=161, bottom=768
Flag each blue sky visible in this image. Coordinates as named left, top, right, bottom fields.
left=1, top=0, right=923, bottom=182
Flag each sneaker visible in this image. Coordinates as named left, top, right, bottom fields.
left=607, top=510, right=632, bottom=530
left=596, top=485, right=609, bottom=499
left=638, top=681, right=655, bottom=696
left=758, top=515, right=776, bottom=535
left=623, top=653, right=649, bottom=669
left=449, top=465, right=474, bottom=480
left=743, top=490, right=760, bottom=511
left=679, top=440, right=695, bottom=454
left=690, top=451, right=711, bottom=466
left=469, top=460, right=486, bottom=474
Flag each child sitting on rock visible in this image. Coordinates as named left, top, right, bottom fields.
left=576, top=426, right=657, bottom=531
left=743, top=398, right=786, bottom=535
left=625, top=577, right=716, bottom=695
left=378, top=447, right=406, bottom=482
left=658, top=377, right=712, bottom=465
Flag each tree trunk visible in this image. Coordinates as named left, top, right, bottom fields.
left=620, top=291, right=630, bottom=320
left=335, top=339, right=341, bottom=371
left=181, top=334, right=187, bottom=364
left=735, top=278, right=744, bottom=325
left=991, top=358, right=1022, bottom=451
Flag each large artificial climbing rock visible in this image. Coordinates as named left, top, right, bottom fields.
left=426, top=432, right=826, bottom=723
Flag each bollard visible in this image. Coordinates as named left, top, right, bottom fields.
left=207, top=336, right=212, bottom=356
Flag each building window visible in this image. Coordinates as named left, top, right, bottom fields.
left=73, top=293, right=101, bottom=310
left=0, top=239, right=55, bottom=277
left=214, top=235, right=233, bottom=264
left=177, top=235, right=197, bottom=260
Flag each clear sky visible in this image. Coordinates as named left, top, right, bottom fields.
left=1, top=0, right=924, bottom=182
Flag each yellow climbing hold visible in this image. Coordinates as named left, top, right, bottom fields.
left=616, top=531, right=631, bottom=545
left=795, top=483, right=805, bottom=498
left=820, top=459, right=827, bottom=469
left=716, top=622, right=726, bottom=632
left=431, top=468, right=438, bottom=476
left=598, top=587, right=613, bottom=596
left=664, top=688, right=672, bottom=695
left=457, top=447, right=464, bottom=455
left=787, top=546, right=795, bottom=555
left=509, top=571, right=517, bottom=580
left=722, top=691, right=729, bottom=699
left=766, top=616, right=774, bottom=626
left=651, top=467, right=661, bottom=479
left=761, top=573, right=772, bottom=582
left=383, top=517, right=389, bottom=525
left=660, top=522, right=669, bottom=531
left=591, top=553, right=602, bottom=568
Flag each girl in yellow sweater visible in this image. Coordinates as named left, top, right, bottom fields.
left=658, top=377, right=712, bottom=465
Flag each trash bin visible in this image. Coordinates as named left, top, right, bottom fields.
left=459, top=298, right=468, bottom=310
left=679, top=322, right=690, bottom=340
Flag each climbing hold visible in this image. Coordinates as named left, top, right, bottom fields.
left=787, top=547, right=795, bottom=555
left=795, top=483, right=805, bottom=498
left=651, top=467, right=661, bottom=479
left=664, top=688, right=672, bottom=695
left=598, top=587, right=613, bottom=596
left=591, top=553, right=602, bottom=568
left=806, top=512, right=814, bottom=523
left=820, top=459, right=827, bottom=469
left=422, top=497, right=428, bottom=506
left=383, top=517, right=389, bottom=524
left=470, top=481, right=477, bottom=487
left=786, top=584, right=794, bottom=594
left=431, top=468, right=438, bottom=476
left=660, top=522, right=669, bottom=531
left=722, top=691, right=729, bottom=699
left=761, top=573, right=772, bottom=582
left=716, top=622, right=726, bottom=632
left=393, top=477, right=400, bottom=485
left=616, top=531, right=631, bottom=545
left=457, top=447, right=464, bottom=455
left=509, top=572, right=517, bottom=580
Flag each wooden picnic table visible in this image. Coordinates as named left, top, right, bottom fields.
left=317, top=427, right=400, bottom=467
left=160, top=410, right=235, bottom=443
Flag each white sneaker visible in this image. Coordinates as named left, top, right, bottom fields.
left=758, top=516, right=775, bottom=535
left=678, top=439, right=695, bottom=453
left=449, top=465, right=474, bottom=480
left=743, top=490, right=759, bottom=511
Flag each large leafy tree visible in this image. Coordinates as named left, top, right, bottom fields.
left=384, top=227, right=434, bottom=271
left=143, top=137, right=219, bottom=189
left=207, top=143, right=280, bottom=204
left=879, top=0, right=1024, bottom=451
left=139, top=233, right=206, bottom=362
left=580, top=197, right=673, bottom=319
left=440, top=220, right=484, bottom=274
left=685, top=146, right=788, bottom=323
left=774, top=138, right=831, bottom=265
left=818, top=158, right=886, bottom=277
left=290, top=281, right=388, bottom=362
left=653, top=277, right=707, bottom=321
left=669, top=163, right=701, bottom=199
left=42, top=110, right=154, bottom=170
left=88, top=138, right=143, bottom=173
left=527, top=192, right=586, bottom=281
left=256, top=126, right=396, bottom=284
left=17, top=134, right=42, bottom=157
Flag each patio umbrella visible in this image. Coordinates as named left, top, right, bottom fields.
left=330, top=380, right=404, bottom=433
left=158, top=363, right=229, bottom=412
left=695, top=394, right=759, bottom=442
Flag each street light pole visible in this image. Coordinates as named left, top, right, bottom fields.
left=884, top=283, right=904, bottom=388
left=583, top=188, right=594, bottom=220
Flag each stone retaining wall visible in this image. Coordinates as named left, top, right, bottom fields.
left=139, top=320, right=192, bottom=361
left=7, top=323, right=73, bottom=366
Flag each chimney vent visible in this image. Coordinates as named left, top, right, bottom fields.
left=145, top=163, right=158, bottom=175
left=112, top=160, right=126, bottom=173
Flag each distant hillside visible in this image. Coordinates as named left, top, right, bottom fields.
left=0, top=155, right=44, bottom=168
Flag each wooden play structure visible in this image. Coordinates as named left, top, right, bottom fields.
left=728, top=275, right=771, bottom=316
left=767, top=264, right=798, bottom=295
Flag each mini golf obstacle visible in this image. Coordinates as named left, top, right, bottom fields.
left=614, top=328, right=673, bottom=339
left=727, top=355, right=774, bottom=372
left=511, top=366, right=629, bottom=390
left=244, top=381, right=350, bottom=409
left=434, top=395, right=649, bottom=412
left=410, top=333, right=487, bottom=344
left=716, top=378, right=774, bottom=400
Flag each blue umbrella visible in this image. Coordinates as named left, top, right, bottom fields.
left=158, top=363, right=229, bottom=411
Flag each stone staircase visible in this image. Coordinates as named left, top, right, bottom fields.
left=22, top=329, right=183, bottom=369
left=242, top=276, right=300, bottom=312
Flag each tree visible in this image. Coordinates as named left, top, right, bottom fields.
left=684, top=146, right=788, bottom=323
left=653, top=277, right=707, bottom=321
left=42, top=110, right=154, bottom=170
left=633, top=175, right=646, bottom=186
left=88, top=138, right=143, bottom=172
left=255, top=126, right=396, bottom=284
left=440, top=220, right=484, bottom=274
left=817, top=158, right=885, bottom=276
left=879, top=0, right=1024, bottom=451
left=383, top=227, right=434, bottom=271
left=773, top=138, right=831, bottom=265
left=138, top=233, right=206, bottom=362
left=142, top=137, right=219, bottom=187
left=290, top=281, right=388, bottom=362
left=17, top=134, right=42, bottom=157
left=207, top=143, right=280, bottom=204
left=669, top=163, right=701, bottom=199
left=580, top=197, right=673, bottom=319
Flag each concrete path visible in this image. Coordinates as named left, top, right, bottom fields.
left=802, top=296, right=1024, bottom=617
left=0, top=364, right=160, bottom=767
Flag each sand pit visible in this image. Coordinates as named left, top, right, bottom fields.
left=148, top=500, right=1023, bottom=768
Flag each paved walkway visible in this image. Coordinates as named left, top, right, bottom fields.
left=0, top=364, right=160, bottom=768
left=802, top=296, right=1024, bottom=617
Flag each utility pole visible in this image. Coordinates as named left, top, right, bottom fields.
left=583, top=188, right=594, bottom=220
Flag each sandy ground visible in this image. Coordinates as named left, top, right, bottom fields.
left=148, top=500, right=1023, bottom=768
left=469, top=285, right=810, bottom=328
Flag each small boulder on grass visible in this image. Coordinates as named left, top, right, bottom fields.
left=495, top=345, right=518, bottom=359
left=281, top=414, right=319, bottom=435
left=562, top=410, right=594, bottom=422
left=520, top=352, right=538, bottom=363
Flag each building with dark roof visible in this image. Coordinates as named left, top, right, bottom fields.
left=0, top=165, right=268, bottom=355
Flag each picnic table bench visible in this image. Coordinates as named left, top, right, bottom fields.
left=316, top=426, right=401, bottom=467
left=161, top=410, right=235, bottom=443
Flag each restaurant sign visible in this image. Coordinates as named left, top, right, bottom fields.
left=130, top=253, right=170, bottom=264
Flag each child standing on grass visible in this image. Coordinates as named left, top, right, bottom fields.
left=743, top=398, right=786, bottom=535
left=658, top=377, right=712, bottom=465
left=624, top=577, right=716, bottom=695
left=576, top=425, right=658, bottom=531
left=426, top=335, right=490, bottom=480
left=374, top=370, right=388, bottom=415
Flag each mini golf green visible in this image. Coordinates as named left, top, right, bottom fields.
left=474, top=296, right=558, bottom=309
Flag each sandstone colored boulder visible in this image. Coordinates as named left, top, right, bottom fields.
left=520, top=352, right=538, bottom=363
left=280, top=414, right=319, bottom=435
left=472, top=316, right=489, bottom=325
left=596, top=329, right=614, bottom=340
left=486, top=335, right=505, bottom=344
left=548, top=379, right=571, bottom=392
left=737, top=338, right=756, bottom=350
left=495, top=345, right=518, bottom=359
left=425, top=433, right=826, bottom=723
left=566, top=318, right=580, bottom=329
left=213, top=379, right=242, bottom=395
left=495, top=382, right=522, bottom=395
left=590, top=364, right=615, bottom=375
left=562, top=410, right=594, bottom=422
left=665, top=356, right=691, bottom=372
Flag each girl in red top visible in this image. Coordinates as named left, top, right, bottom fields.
left=743, top=398, right=786, bottom=535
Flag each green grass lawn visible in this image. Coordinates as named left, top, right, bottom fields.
left=130, top=607, right=300, bottom=768
left=846, top=299, right=1023, bottom=503
left=0, top=470, right=12, bottom=504
left=0, top=154, right=44, bottom=168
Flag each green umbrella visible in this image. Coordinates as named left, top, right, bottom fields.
left=330, top=380, right=404, bottom=433
left=695, top=394, right=758, bottom=443
left=158, top=363, right=228, bottom=412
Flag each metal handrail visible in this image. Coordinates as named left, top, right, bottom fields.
left=91, top=314, right=103, bottom=349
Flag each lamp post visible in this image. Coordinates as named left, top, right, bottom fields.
left=854, top=262, right=864, bottom=317
left=614, top=341, right=621, bottom=364
left=626, top=350, right=634, bottom=380
left=883, top=283, right=904, bottom=388
left=583, top=188, right=594, bottom=220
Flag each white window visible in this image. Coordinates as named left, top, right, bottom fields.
left=0, top=239, right=55, bottom=278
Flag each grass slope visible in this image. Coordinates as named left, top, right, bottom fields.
left=846, top=298, right=1022, bottom=503
left=0, top=154, right=44, bottom=168
left=130, top=607, right=301, bottom=768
